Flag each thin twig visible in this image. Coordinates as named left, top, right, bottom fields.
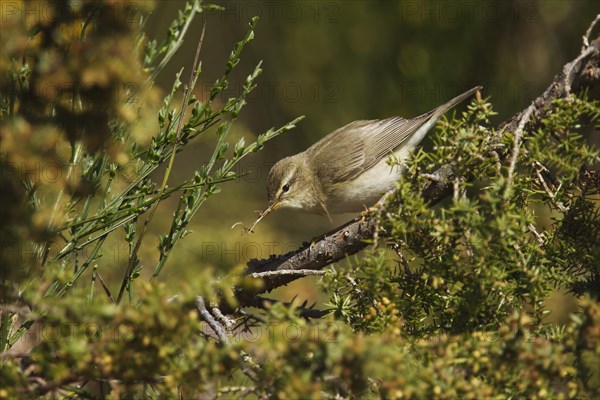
left=564, top=45, right=597, bottom=94
left=116, top=24, right=206, bottom=304
left=95, top=271, right=114, bottom=303
left=582, top=13, right=600, bottom=50
left=239, top=350, right=261, bottom=382
left=390, top=243, right=411, bottom=275
left=218, top=386, right=253, bottom=395
left=505, top=103, right=535, bottom=197
left=146, top=2, right=202, bottom=85
left=528, top=224, right=545, bottom=245
left=372, top=189, right=395, bottom=248
left=534, top=162, right=568, bottom=212
left=345, top=274, right=362, bottom=295
left=162, top=23, right=206, bottom=191
left=38, top=143, right=83, bottom=267
left=211, top=306, right=234, bottom=330
left=196, top=296, right=228, bottom=343
left=250, top=269, right=326, bottom=279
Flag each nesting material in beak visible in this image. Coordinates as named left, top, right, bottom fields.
left=232, top=200, right=281, bottom=234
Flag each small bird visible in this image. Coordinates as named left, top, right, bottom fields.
left=246, top=86, right=482, bottom=232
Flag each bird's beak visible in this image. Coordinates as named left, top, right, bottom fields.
left=246, top=199, right=282, bottom=233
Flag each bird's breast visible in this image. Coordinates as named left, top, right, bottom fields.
left=325, top=149, right=410, bottom=213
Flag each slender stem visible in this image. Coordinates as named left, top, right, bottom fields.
left=116, top=24, right=207, bottom=304
left=146, top=1, right=201, bottom=84
left=37, top=136, right=83, bottom=267
left=505, top=103, right=534, bottom=198
left=54, top=173, right=237, bottom=261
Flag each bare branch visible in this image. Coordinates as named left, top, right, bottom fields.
left=95, top=270, right=114, bottom=304
left=211, top=305, right=235, bottom=330
left=234, top=217, right=377, bottom=305
left=505, top=103, right=535, bottom=196
left=196, top=296, right=228, bottom=343
left=565, top=45, right=597, bottom=94
left=582, top=14, right=600, bottom=50
left=250, top=269, right=326, bottom=279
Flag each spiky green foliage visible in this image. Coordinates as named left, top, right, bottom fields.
left=325, top=95, right=598, bottom=336
left=321, top=94, right=599, bottom=397
left=1, top=1, right=599, bottom=399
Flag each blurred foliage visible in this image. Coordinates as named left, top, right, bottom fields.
left=0, top=0, right=301, bottom=303
left=1, top=0, right=155, bottom=287
left=1, top=288, right=599, bottom=398
left=1, top=0, right=599, bottom=399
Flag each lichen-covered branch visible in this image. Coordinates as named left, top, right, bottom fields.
left=235, top=217, right=377, bottom=304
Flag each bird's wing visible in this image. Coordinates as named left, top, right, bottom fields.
left=307, top=86, right=482, bottom=185
left=308, top=114, right=433, bottom=184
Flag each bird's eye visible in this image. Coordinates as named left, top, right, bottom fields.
left=282, top=183, right=290, bottom=193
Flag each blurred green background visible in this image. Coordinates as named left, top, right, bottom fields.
left=136, top=0, right=598, bottom=311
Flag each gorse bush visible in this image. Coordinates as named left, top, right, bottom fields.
left=325, top=95, right=599, bottom=336
left=1, top=1, right=599, bottom=398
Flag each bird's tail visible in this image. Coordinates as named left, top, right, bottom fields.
left=430, top=86, right=483, bottom=119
